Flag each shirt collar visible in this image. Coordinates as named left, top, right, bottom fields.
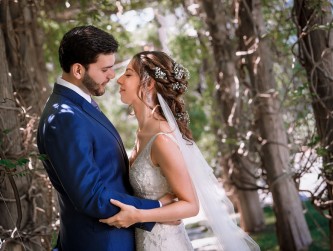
left=57, top=76, right=92, bottom=103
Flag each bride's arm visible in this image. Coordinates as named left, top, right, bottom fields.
left=100, top=134, right=199, bottom=228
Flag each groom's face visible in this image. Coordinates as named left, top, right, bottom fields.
left=83, top=53, right=116, bottom=96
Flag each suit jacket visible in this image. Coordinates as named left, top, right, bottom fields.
left=37, top=84, right=159, bottom=251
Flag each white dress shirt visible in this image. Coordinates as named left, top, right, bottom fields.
left=57, top=76, right=92, bottom=103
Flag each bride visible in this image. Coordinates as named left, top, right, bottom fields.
left=100, top=51, right=260, bottom=251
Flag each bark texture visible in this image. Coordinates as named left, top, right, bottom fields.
left=237, top=0, right=312, bottom=250
left=293, top=0, right=333, bottom=249
left=0, top=1, right=52, bottom=250
left=200, top=0, right=265, bottom=232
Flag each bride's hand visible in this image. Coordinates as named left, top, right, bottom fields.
left=99, top=199, right=140, bottom=228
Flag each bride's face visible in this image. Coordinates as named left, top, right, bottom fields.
left=117, top=61, right=141, bottom=105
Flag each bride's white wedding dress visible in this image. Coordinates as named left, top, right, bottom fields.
left=129, top=132, right=194, bottom=251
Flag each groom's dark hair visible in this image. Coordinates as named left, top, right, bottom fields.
left=59, top=25, right=119, bottom=73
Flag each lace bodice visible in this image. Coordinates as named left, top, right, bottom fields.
left=130, top=133, right=172, bottom=200
left=129, top=133, right=193, bottom=251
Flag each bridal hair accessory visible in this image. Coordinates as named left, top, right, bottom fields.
left=155, top=67, right=167, bottom=80
left=157, top=93, right=260, bottom=251
left=172, top=82, right=188, bottom=92
left=174, top=63, right=190, bottom=80
left=154, top=62, right=190, bottom=81
left=175, top=111, right=190, bottom=123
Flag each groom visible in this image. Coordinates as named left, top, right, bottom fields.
left=37, top=25, right=160, bottom=251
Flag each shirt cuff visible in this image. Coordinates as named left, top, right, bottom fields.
left=158, top=200, right=162, bottom=207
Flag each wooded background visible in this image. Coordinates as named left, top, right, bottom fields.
left=0, top=0, right=332, bottom=250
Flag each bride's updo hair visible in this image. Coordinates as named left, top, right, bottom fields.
left=131, top=51, right=192, bottom=140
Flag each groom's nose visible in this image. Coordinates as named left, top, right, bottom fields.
left=108, top=68, right=115, bottom=80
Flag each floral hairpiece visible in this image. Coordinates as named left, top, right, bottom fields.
left=174, top=63, right=190, bottom=80
left=155, top=67, right=167, bottom=80
left=175, top=111, right=190, bottom=123
left=172, top=82, right=188, bottom=92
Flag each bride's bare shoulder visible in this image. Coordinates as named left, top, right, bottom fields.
left=152, top=132, right=178, bottom=156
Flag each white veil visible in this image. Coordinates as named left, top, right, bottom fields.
left=157, top=93, right=260, bottom=251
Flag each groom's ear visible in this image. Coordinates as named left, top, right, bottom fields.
left=71, top=63, right=85, bottom=80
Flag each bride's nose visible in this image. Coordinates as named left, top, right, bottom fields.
left=117, top=75, right=123, bottom=85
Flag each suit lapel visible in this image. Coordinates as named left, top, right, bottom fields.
left=81, top=102, right=124, bottom=146
left=52, top=84, right=129, bottom=162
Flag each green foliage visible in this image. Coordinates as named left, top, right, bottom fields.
left=39, top=0, right=129, bottom=82
left=167, top=20, right=219, bottom=165
left=292, top=84, right=309, bottom=99
left=303, top=202, right=330, bottom=251
left=117, top=21, right=160, bottom=60
left=305, top=0, right=331, bottom=13
left=2, top=128, right=11, bottom=134
left=0, top=158, right=29, bottom=177
left=37, top=154, right=48, bottom=161
left=1, top=129, right=30, bottom=170
left=0, top=152, right=47, bottom=179
left=316, top=146, right=328, bottom=157
left=51, top=230, right=59, bottom=249
left=188, top=99, right=208, bottom=140
left=308, top=135, right=321, bottom=148
left=0, top=159, right=19, bottom=169
left=250, top=206, right=279, bottom=250
left=252, top=201, right=329, bottom=251
left=169, top=33, right=211, bottom=141
left=323, top=161, right=333, bottom=176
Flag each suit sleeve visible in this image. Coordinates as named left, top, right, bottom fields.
left=41, top=111, right=159, bottom=229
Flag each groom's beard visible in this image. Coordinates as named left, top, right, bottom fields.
left=82, top=72, right=106, bottom=96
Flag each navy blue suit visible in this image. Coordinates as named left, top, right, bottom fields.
left=37, top=84, right=159, bottom=251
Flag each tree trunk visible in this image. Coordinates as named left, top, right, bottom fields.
left=293, top=0, right=333, bottom=250
left=0, top=1, right=52, bottom=250
left=237, top=0, right=312, bottom=250
left=234, top=155, right=265, bottom=232
left=200, top=0, right=264, bottom=232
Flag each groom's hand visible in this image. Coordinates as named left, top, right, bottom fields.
left=99, top=199, right=139, bottom=228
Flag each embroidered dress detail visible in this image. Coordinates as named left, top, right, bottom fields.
left=129, top=133, right=193, bottom=251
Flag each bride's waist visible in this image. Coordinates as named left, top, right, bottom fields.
left=139, top=222, right=186, bottom=233
left=135, top=192, right=168, bottom=200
